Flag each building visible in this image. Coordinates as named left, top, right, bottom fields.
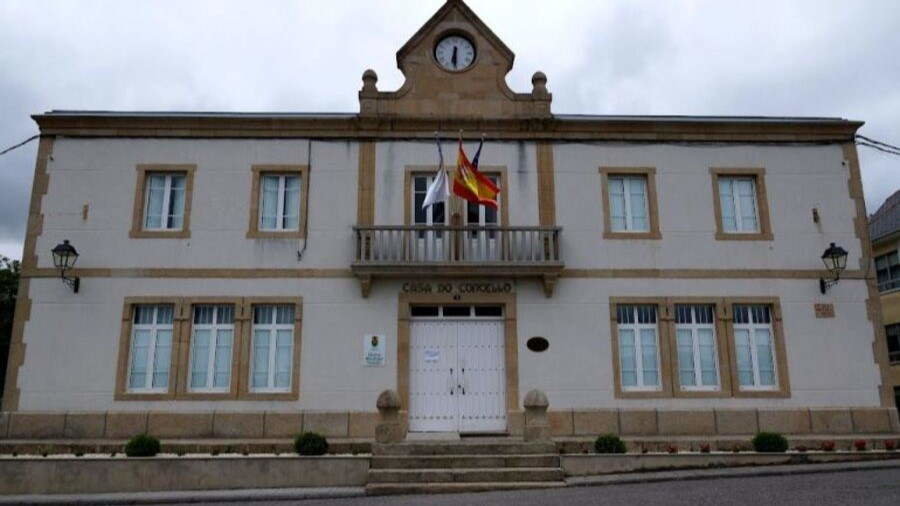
left=2, top=0, right=898, bottom=442
left=871, top=190, right=900, bottom=414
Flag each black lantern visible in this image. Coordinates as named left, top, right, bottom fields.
left=51, top=239, right=80, bottom=293
left=819, top=242, right=848, bottom=294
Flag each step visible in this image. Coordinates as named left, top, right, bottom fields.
left=373, top=441, right=557, bottom=456
left=371, top=454, right=560, bottom=469
left=368, top=467, right=565, bottom=484
left=366, top=481, right=567, bottom=496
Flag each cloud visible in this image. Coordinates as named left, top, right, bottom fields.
left=1, top=0, right=898, bottom=260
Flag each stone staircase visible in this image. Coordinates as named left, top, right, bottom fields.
left=366, top=439, right=565, bottom=495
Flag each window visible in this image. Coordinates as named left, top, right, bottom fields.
left=732, top=304, right=777, bottom=390
left=144, top=173, right=186, bottom=231
left=608, top=175, right=649, bottom=233
left=188, top=305, right=235, bottom=392
left=894, top=386, right=900, bottom=417
left=248, top=165, right=308, bottom=239
left=127, top=304, right=174, bottom=393
left=886, top=323, right=900, bottom=364
left=876, top=251, right=900, bottom=292
left=616, top=304, right=661, bottom=391
left=130, top=165, right=195, bottom=238
left=250, top=305, right=295, bottom=392
left=259, top=174, right=301, bottom=231
left=413, top=173, right=447, bottom=232
left=718, top=176, right=759, bottom=233
left=599, top=167, right=660, bottom=240
left=675, top=304, right=719, bottom=390
left=710, top=169, right=772, bottom=241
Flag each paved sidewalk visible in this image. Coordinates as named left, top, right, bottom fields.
left=2, top=459, right=899, bottom=505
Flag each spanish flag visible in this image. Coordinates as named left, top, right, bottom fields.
left=452, top=139, right=500, bottom=209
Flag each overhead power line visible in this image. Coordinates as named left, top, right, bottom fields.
left=856, top=135, right=900, bottom=157
left=0, top=134, right=39, bottom=157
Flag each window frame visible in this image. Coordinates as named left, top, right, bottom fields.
left=724, top=297, right=790, bottom=398
left=599, top=167, right=661, bottom=240
left=667, top=298, right=733, bottom=398
left=885, top=323, right=900, bottom=365
left=875, top=250, right=900, bottom=293
left=710, top=168, right=773, bottom=241
left=239, top=297, right=303, bottom=400
left=178, top=298, right=244, bottom=399
left=248, top=165, right=309, bottom=239
left=115, top=297, right=184, bottom=401
left=609, top=298, right=672, bottom=399
left=673, top=303, right=722, bottom=392
left=403, top=165, right=509, bottom=227
left=130, top=165, right=195, bottom=239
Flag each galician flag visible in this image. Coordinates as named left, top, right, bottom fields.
left=452, top=137, right=499, bottom=209
left=422, top=135, right=450, bottom=209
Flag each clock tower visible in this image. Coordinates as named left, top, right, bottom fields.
left=358, top=0, right=552, bottom=119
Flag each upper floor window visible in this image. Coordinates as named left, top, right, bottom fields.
left=732, top=304, right=777, bottom=390
left=260, top=174, right=301, bottom=232
left=130, top=165, right=195, bottom=239
left=609, top=175, right=649, bottom=233
left=413, top=173, right=447, bottom=229
left=710, top=169, right=772, bottom=241
left=248, top=165, right=308, bottom=239
left=876, top=251, right=900, bottom=292
left=599, top=167, right=661, bottom=240
left=675, top=304, right=720, bottom=391
left=188, top=305, right=235, bottom=393
left=127, top=304, right=174, bottom=393
left=718, top=176, right=759, bottom=233
left=616, top=304, right=661, bottom=391
left=144, top=173, right=186, bottom=231
left=886, top=323, right=900, bottom=364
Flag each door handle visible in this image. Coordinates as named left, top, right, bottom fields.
left=461, top=367, right=466, bottom=395
left=449, top=367, right=454, bottom=395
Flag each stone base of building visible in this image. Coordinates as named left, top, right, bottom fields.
left=0, top=408, right=897, bottom=441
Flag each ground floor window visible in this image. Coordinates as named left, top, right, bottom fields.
left=616, top=304, right=661, bottom=391
left=251, top=304, right=295, bottom=392
left=127, top=304, right=174, bottom=392
left=188, top=305, right=235, bottom=392
left=675, top=304, right=719, bottom=390
left=886, top=323, right=900, bottom=364
left=895, top=386, right=900, bottom=416
left=733, top=304, right=777, bottom=390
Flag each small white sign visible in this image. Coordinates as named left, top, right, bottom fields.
left=424, top=349, right=441, bottom=363
left=364, top=335, right=386, bottom=367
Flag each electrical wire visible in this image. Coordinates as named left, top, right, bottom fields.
left=856, top=140, right=900, bottom=156
left=857, top=135, right=900, bottom=152
left=0, top=134, right=39, bottom=157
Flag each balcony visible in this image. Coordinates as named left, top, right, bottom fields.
left=351, top=225, right=564, bottom=297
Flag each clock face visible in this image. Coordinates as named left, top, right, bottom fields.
left=434, top=35, right=476, bottom=71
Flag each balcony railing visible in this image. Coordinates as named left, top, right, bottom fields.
left=351, top=225, right=564, bottom=296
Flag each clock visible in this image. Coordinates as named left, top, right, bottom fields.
left=434, top=35, right=476, bottom=71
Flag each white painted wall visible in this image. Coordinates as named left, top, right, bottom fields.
left=14, top=137, right=883, bottom=412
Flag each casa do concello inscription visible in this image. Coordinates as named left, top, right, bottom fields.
left=401, top=281, right=514, bottom=295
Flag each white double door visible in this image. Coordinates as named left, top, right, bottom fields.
left=409, top=318, right=507, bottom=433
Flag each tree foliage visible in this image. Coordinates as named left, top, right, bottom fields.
left=0, top=256, right=20, bottom=394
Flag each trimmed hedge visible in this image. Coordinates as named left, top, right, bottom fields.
left=752, top=432, right=789, bottom=453
left=125, top=434, right=161, bottom=457
left=594, top=434, right=627, bottom=454
left=295, top=432, right=329, bottom=456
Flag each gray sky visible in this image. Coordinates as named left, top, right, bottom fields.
left=1, top=0, right=899, bottom=260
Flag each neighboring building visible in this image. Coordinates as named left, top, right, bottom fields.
left=2, top=0, right=898, bottom=440
left=871, top=190, right=900, bottom=414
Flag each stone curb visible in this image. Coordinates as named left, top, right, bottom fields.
left=567, top=459, right=900, bottom=488
left=0, top=487, right=366, bottom=505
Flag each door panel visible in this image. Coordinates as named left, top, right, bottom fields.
left=458, top=321, right=507, bottom=433
left=409, top=321, right=458, bottom=432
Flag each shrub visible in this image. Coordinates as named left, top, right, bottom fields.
left=821, top=440, right=836, bottom=452
left=593, top=434, right=626, bottom=454
left=854, top=440, right=867, bottom=452
left=795, top=445, right=808, bottom=453
left=699, top=443, right=711, bottom=454
left=667, top=445, right=678, bottom=454
left=752, top=432, right=789, bottom=453
left=885, top=440, right=896, bottom=451
left=124, top=434, right=161, bottom=457
left=295, top=432, right=329, bottom=456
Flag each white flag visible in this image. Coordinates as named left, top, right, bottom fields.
left=422, top=166, right=450, bottom=209
left=423, top=135, right=449, bottom=209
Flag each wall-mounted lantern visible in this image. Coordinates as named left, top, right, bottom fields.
left=819, top=242, right=848, bottom=294
left=51, top=240, right=80, bottom=293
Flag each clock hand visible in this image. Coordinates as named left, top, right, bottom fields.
left=452, top=46, right=458, bottom=68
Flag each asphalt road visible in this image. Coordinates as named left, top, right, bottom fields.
left=186, top=468, right=900, bottom=506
